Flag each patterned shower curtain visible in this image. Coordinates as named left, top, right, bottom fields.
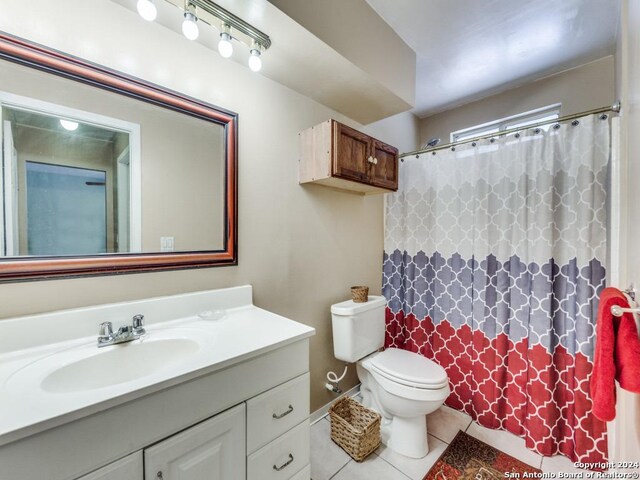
left=383, top=114, right=610, bottom=464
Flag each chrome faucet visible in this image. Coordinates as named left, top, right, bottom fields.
left=98, top=314, right=146, bottom=347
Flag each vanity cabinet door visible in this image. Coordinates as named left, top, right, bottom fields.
left=144, top=404, right=245, bottom=480
left=75, top=452, right=142, bottom=480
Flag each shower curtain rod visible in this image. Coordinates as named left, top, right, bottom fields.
left=400, top=101, right=621, bottom=158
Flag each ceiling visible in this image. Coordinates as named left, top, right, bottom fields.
left=5, top=108, right=120, bottom=142
left=112, top=0, right=413, bottom=124
left=364, top=0, right=621, bottom=118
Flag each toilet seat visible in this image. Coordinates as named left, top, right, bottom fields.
left=367, top=348, right=448, bottom=389
left=366, top=368, right=450, bottom=403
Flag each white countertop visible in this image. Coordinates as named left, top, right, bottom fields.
left=0, top=286, right=315, bottom=446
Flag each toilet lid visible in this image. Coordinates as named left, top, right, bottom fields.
left=369, top=348, right=448, bottom=389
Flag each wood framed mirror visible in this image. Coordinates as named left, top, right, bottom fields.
left=0, top=32, right=237, bottom=281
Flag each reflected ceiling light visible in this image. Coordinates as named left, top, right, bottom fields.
left=136, top=0, right=157, bottom=22
left=218, top=23, right=233, bottom=58
left=182, top=2, right=199, bottom=41
left=60, top=119, right=79, bottom=131
left=248, top=42, right=262, bottom=72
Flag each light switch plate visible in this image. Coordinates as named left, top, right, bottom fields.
left=160, top=236, right=174, bottom=252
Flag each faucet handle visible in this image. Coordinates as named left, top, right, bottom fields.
left=99, top=322, right=114, bottom=341
left=132, top=314, right=145, bottom=334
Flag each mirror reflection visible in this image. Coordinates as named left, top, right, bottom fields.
left=2, top=106, right=131, bottom=256
left=0, top=59, right=225, bottom=259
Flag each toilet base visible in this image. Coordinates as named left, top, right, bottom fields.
left=356, top=353, right=449, bottom=459
left=381, top=415, right=429, bottom=458
left=362, top=388, right=430, bottom=458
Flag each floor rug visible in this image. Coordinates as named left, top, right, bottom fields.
left=423, top=431, right=542, bottom=480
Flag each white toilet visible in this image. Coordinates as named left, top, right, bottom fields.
left=331, top=295, right=450, bottom=459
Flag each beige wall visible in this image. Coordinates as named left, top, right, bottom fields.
left=268, top=0, right=416, bottom=107
left=0, top=0, right=419, bottom=412
left=419, top=56, right=615, bottom=146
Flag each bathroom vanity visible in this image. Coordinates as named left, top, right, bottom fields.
left=0, top=286, right=315, bottom=480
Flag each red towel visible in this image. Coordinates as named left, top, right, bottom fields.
left=591, top=287, right=640, bottom=421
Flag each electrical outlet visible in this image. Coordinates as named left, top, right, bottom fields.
left=160, top=236, right=174, bottom=252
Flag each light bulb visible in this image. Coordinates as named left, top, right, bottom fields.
left=218, top=32, right=233, bottom=58
left=136, top=0, right=157, bottom=21
left=248, top=49, right=262, bottom=72
left=182, top=12, right=199, bottom=40
left=60, top=119, right=79, bottom=131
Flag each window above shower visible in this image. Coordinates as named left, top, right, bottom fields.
left=450, top=103, right=561, bottom=142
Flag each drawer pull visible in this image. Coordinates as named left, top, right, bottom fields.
left=272, top=404, right=294, bottom=419
left=273, top=453, right=294, bottom=471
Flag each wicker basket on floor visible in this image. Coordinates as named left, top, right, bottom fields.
left=328, top=396, right=381, bottom=462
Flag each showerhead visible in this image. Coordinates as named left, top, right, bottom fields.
left=422, top=137, right=440, bottom=148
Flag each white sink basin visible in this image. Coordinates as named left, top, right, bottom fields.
left=6, top=328, right=212, bottom=395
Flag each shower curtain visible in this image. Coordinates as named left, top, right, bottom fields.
left=383, top=114, right=609, bottom=464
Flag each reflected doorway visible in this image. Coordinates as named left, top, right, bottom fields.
left=25, top=162, right=107, bottom=255
left=0, top=98, right=138, bottom=257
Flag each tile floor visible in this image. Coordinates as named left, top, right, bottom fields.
left=311, top=400, right=583, bottom=480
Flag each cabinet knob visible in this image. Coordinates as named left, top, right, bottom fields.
left=156, top=472, right=163, bottom=480
left=374, top=157, right=378, bottom=165
left=367, top=156, right=374, bottom=163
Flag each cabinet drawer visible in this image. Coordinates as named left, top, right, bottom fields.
left=75, top=452, right=142, bottom=480
left=247, top=373, right=310, bottom=453
left=247, top=420, right=310, bottom=480
left=289, top=464, right=310, bottom=480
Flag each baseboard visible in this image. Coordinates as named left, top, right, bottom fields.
left=310, top=383, right=361, bottom=425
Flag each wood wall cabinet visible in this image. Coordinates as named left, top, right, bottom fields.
left=299, top=119, right=398, bottom=194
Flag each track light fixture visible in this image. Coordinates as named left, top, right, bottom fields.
left=248, top=42, right=262, bottom=72
left=218, top=23, right=233, bottom=58
left=136, top=0, right=271, bottom=72
left=182, top=2, right=199, bottom=41
left=137, top=0, right=157, bottom=21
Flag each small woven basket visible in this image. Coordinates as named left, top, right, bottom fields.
left=351, top=286, right=369, bottom=303
left=328, top=396, right=381, bottom=462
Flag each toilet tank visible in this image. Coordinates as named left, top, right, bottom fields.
left=331, top=295, right=387, bottom=362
